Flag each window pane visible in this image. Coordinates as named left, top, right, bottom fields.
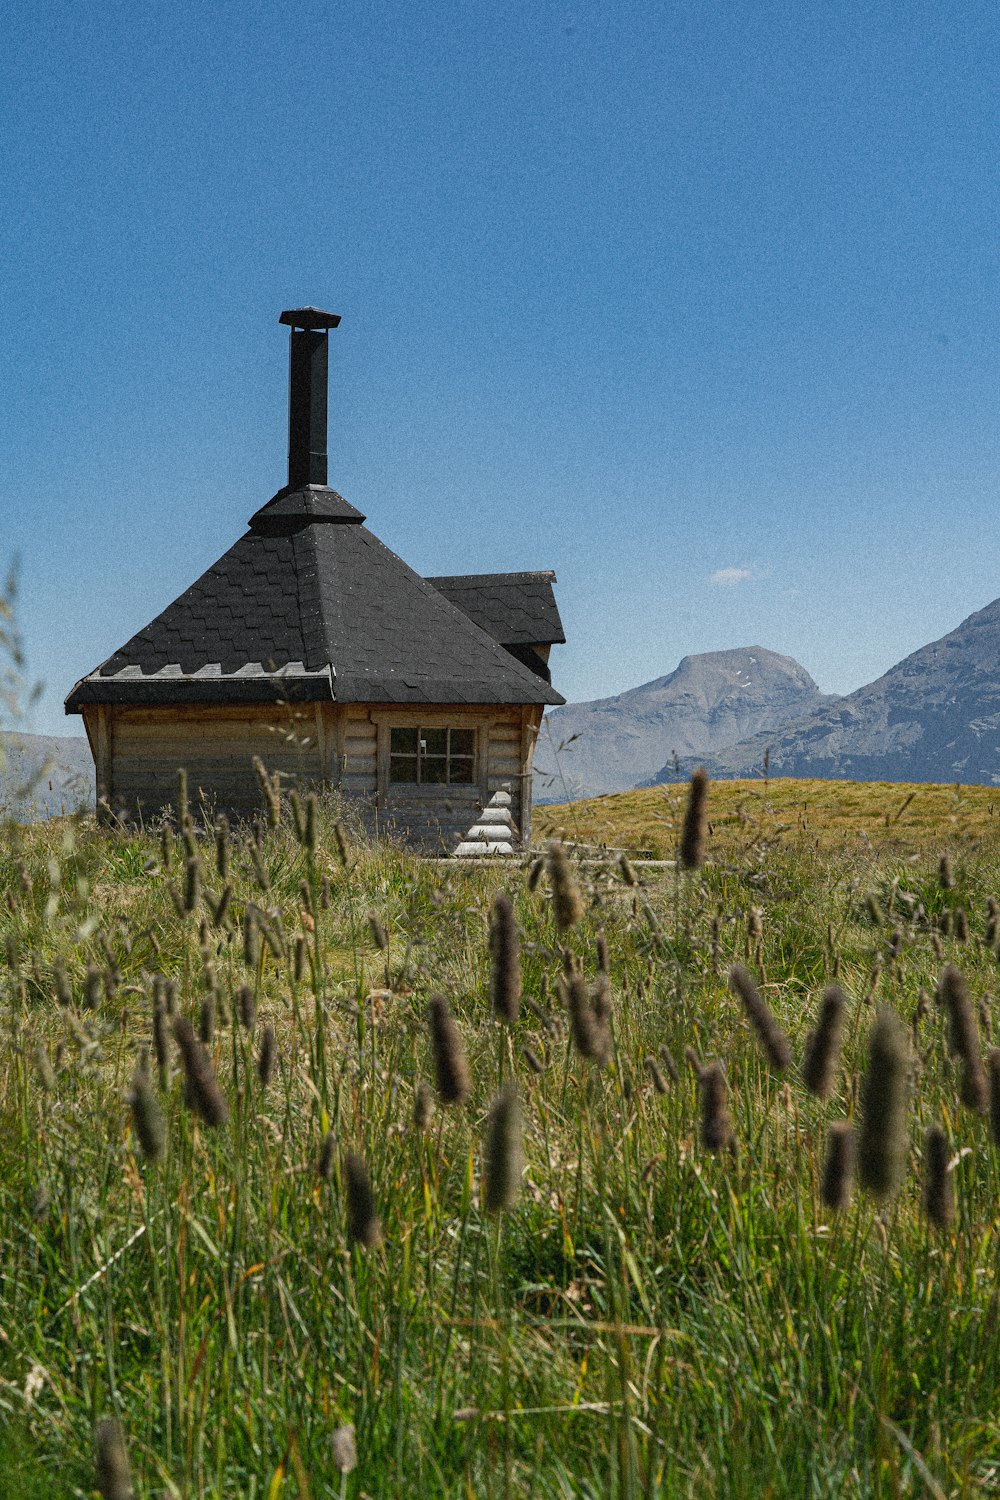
left=391, top=727, right=418, bottom=754
left=389, top=756, right=418, bottom=783
left=450, top=729, right=474, bottom=756
left=423, top=728, right=447, bottom=756
left=449, top=756, right=475, bottom=784
left=422, top=756, right=448, bottom=784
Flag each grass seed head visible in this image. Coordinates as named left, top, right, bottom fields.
left=183, top=855, right=200, bottom=914
left=253, top=756, right=281, bottom=828
left=214, top=813, right=230, bottom=879
left=489, top=892, right=522, bottom=1025
left=152, top=1001, right=169, bottom=1083
left=527, top=855, right=544, bottom=892
left=645, top=1056, right=669, bottom=1094
left=596, top=930, right=609, bottom=975
left=367, top=912, right=388, bottom=951
left=52, top=956, right=72, bottom=1008
left=344, top=1149, right=381, bottom=1248
left=290, top=789, right=306, bottom=845
left=413, top=1079, right=435, bottom=1130
left=659, top=1044, right=680, bottom=1083
left=333, top=822, right=349, bottom=866
left=955, top=907, right=970, bottom=943
left=729, top=964, right=792, bottom=1072
left=257, top=1022, right=277, bottom=1086
left=428, top=993, right=471, bottom=1104
left=679, top=767, right=709, bottom=871
left=318, top=1130, right=336, bottom=1179
left=698, top=1061, right=734, bottom=1152
left=33, top=1044, right=55, bottom=1092
left=939, top=963, right=988, bottom=1112
left=236, top=984, right=257, bottom=1032
left=521, top=1045, right=545, bottom=1075
left=94, top=1417, right=133, bottom=1500
left=545, top=840, right=584, bottom=932
left=560, top=968, right=611, bottom=1067
left=938, top=854, right=954, bottom=890
left=128, top=1069, right=166, bottom=1163
left=243, top=908, right=260, bottom=970
left=801, top=985, right=847, bottom=1099
left=821, top=1121, right=855, bottom=1212
left=199, top=995, right=215, bottom=1046
left=304, top=792, right=319, bottom=853
left=857, top=1007, right=910, bottom=1202
left=84, top=962, right=102, bottom=1010
left=331, top=1424, right=358, bottom=1474
left=923, top=1124, right=955, bottom=1230
left=483, top=1086, right=525, bottom=1213
left=747, top=907, right=763, bottom=941
left=172, top=1016, right=228, bottom=1127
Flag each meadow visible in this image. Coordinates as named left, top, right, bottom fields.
left=2, top=772, right=1000, bottom=1497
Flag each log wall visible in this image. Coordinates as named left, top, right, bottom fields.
left=84, top=699, right=544, bottom=846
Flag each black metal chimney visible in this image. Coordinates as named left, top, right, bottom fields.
left=278, top=307, right=341, bottom=490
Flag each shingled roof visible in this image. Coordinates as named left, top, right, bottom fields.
left=66, top=307, right=565, bottom=715
left=65, top=487, right=565, bottom=710
left=426, top=571, right=565, bottom=647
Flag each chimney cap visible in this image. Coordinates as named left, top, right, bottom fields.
left=279, top=306, right=341, bottom=330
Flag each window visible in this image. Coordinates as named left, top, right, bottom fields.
left=389, top=726, right=476, bottom=785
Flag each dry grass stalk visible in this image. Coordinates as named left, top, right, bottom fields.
left=729, top=965, right=791, bottom=1072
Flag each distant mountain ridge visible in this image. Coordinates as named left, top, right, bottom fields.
left=535, top=647, right=831, bottom=801
left=0, top=732, right=93, bottom=819
left=649, top=597, right=1000, bottom=787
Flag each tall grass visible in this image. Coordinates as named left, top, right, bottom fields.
left=1, top=782, right=1000, bottom=1496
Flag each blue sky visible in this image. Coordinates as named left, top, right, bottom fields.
left=2, top=0, right=999, bottom=736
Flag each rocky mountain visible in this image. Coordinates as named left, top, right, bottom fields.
left=649, top=597, right=1000, bottom=786
left=534, top=647, right=831, bottom=801
left=0, top=732, right=93, bottom=820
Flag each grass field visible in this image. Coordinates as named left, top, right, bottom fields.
left=2, top=778, right=1000, bottom=1497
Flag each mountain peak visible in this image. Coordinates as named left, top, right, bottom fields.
left=535, top=646, right=829, bottom=801
left=655, top=595, right=1000, bottom=786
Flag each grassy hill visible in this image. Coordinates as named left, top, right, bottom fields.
left=2, top=784, right=1000, bottom=1495
left=537, top=775, right=1000, bottom=858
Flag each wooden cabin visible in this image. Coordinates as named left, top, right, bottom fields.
left=65, top=308, right=564, bottom=851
